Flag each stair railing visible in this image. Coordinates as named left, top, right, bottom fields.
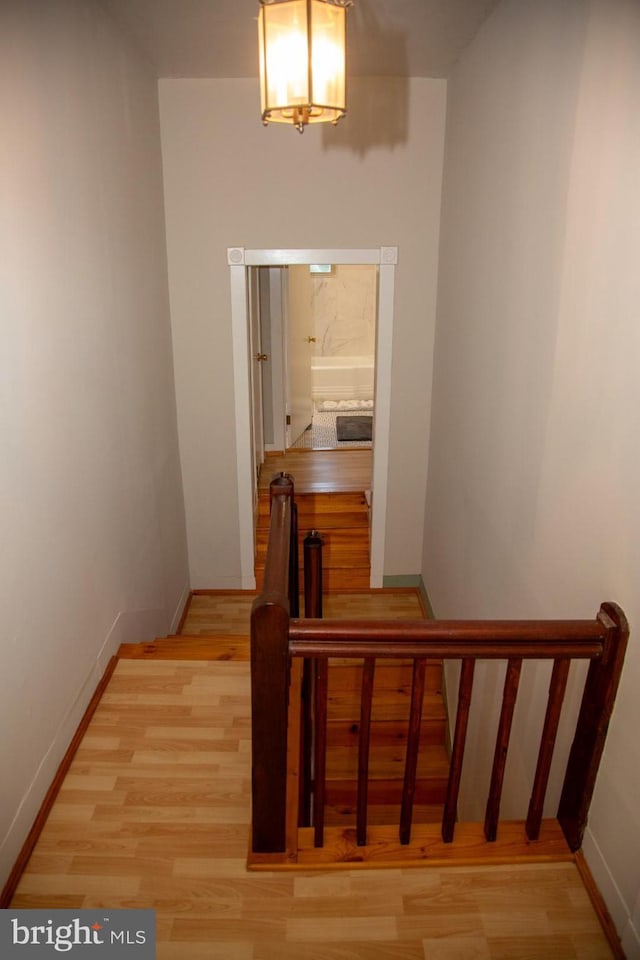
left=249, top=474, right=629, bottom=862
left=249, top=473, right=297, bottom=854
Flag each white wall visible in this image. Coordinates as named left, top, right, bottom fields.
left=159, top=76, right=446, bottom=586
left=0, top=0, right=189, bottom=888
left=424, top=0, right=640, bottom=952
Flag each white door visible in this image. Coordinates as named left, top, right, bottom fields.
left=286, top=265, right=314, bottom=447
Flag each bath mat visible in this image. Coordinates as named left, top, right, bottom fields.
left=336, top=415, right=373, bottom=442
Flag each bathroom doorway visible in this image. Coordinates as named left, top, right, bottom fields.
left=229, top=245, right=397, bottom=589
left=285, top=263, right=377, bottom=451
left=257, top=263, right=377, bottom=451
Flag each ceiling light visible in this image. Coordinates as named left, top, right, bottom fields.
left=258, top=0, right=351, bottom=134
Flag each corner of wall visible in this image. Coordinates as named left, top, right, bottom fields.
left=582, top=828, right=639, bottom=956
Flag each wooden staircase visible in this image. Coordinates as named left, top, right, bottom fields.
left=256, top=489, right=371, bottom=591
left=324, top=658, right=448, bottom=827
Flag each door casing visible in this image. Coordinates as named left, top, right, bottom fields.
left=228, top=246, right=398, bottom=589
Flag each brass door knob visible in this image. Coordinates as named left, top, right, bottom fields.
left=306, top=336, right=317, bottom=343
left=254, top=353, right=269, bottom=361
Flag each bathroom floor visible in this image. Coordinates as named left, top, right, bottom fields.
left=291, top=404, right=374, bottom=450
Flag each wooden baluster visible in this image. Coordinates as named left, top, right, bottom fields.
left=399, top=658, right=426, bottom=844
left=304, top=531, right=323, bottom=618
left=289, top=501, right=299, bottom=617
left=525, top=657, right=570, bottom=840
left=299, top=658, right=313, bottom=828
left=300, top=532, right=323, bottom=828
left=313, top=658, right=328, bottom=847
left=484, top=657, right=522, bottom=842
left=558, top=602, right=629, bottom=851
left=356, top=658, right=376, bottom=846
left=442, top=658, right=475, bottom=842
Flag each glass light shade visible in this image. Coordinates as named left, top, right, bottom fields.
left=258, top=0, right=348, bottom=132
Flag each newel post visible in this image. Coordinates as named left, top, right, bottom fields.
left=250, top=474, right=295, bottom=854
left=558, top=602, right=629, bottom=851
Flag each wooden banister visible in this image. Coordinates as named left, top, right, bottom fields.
left=249, top=474, right=295, bottom=854
left=558, top=602, right=629, bottom=851
left=285, top=607, right=626, bottom=852
left=288, top=617, right=605, bottom=659
left=250, top=473, right=629, bottom=864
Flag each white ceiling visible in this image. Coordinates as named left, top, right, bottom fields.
left=100, top=0, right=503, bottom=79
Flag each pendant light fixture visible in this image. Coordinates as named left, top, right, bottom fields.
left=258, top=0, right=351, bottom=133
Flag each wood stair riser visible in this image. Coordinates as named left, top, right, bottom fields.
left=255, top=567, right=371, bottom=592
left=256, top=489, right=371, bottom=591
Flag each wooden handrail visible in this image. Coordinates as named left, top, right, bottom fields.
left=288, top=617, right=605, bottom=659
left=250, top=473, right=629, bottom=862
left=289, top=619, right=607, bottom=659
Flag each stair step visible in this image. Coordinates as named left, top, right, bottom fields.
left=324, top=773, right=449, bottom=806
left=327, top=660, right=442, bottom=694
left=258, top=490, right=368, bottom=518
left=324, top=802, right=444, bottom=827
left=255, top=566, right=371, bottom=592
left=327, top=716, right=447, bottom=749
left=325, top=743, right=450, bottom=783
left=255, top=528, right=370, bottom=567
left=258, top=512, right=369, bottom=532
left=117, top=635, right=249, bottom=660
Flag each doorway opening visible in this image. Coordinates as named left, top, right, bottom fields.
left=258, top=263, right=377, bottom=452
left=228, top=246, right=397, bottom=589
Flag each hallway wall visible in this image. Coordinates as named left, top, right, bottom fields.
left=424, top=0, right=640, bottom=952
left=159, top=76, right=446, bottom=587
left=0, top=0, right=189, bottom=888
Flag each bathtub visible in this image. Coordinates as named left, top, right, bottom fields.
left=311, top=355, right=375, bottom=402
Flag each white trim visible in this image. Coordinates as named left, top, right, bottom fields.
left=169, top=582, right=192, bottom=634
left=229, top=247, right=397, bottom=590
left=229, top=262, right=257, bottom=590
left=369, top=261, right=395, bottom=587
left=582, top=826, right=637, bottom=952
left=244, top=248, right=382, bottom=266
left=265, top=267, right=286, bottom=451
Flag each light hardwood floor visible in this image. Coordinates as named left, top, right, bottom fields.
left=181, top=588, right=428, bottom=636
left=11, top=655, right=616, bottom=959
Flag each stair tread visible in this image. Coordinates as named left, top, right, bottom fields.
left=118, top=635, right=249, bottom=660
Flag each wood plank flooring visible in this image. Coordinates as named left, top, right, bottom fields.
left=180, top=588, right=428, bottom=636
left=10, top=657, right=616, bottom=959
left=257, top=451, right=373, bottom=590
left=259, top=449, right=372, bottom=494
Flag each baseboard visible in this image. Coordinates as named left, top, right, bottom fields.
left=575, top=849, right=628, bottom=959
left=582, top=827, right=636, bottom=958
left=192, top=575, right=256, bottom=590
left=0, top=655, right=118, bottom=907
left=170, top=582, right=192, bottom=634
left=0, top=600, right=183, bottom=898
left=623, top=911, right=640, bottom=960
left=382, top=575, right=434, bottom=619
